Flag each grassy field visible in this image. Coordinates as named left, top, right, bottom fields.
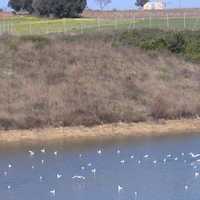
left=0, top=15, right=200, bottom=35
left=0, top=16, right=134, bottom=35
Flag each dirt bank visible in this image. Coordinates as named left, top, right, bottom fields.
left=0, top=119, right=199, bottom=144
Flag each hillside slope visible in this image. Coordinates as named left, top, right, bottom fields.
left=0, top=31, right=200, bottom=130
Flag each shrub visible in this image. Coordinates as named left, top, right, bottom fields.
left=166, top=32, right=186, bottom=53
left=140, top=38, right=167, bottom=50
left=116, top=29, right=200, bottom=62
left=185, top=39, right=200, bottom=62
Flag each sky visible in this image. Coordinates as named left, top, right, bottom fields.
left=1, top=0, right=200, bottom=10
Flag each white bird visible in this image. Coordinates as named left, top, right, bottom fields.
left=7, top=185, right=11, bottom=190
left=189, top=153, right=200, bottom=158
left=41, top=160, right=45, bottom=164
left=54, top=151, right=58, bottom=156
left=174, top=157, right=178, bottom=161
left=8, top=164, right=12, bottom=169
left=120, top=160, right=125, bottom=164
left=81, top=166, right=85, bottom=170
left=50, top=189, right=56, bottom=196
left=167, top=154, right=172, bottom=158
left=88, top=163, right=92, bottom=167
left=153, top=160, right=157, bottom=164
left=118, top=185, right=123, bottom=193
left=28, top=150, right=35, bottom=156
left=4, top=171, right=8, bottom=176
left=91, top=168, right=96, bottom=176
left=39, top=176, right=43, bottom=181
left=184, top=185, right=189, bottom=190
left=32, top=166, right=35, bottom=169
left=72, top=175, right=86, bottom=180
left=138, top=160, right=141, bottom=164
left=117, top=150, right=121, bottom=155
left=40, top=149, right=46, bottom=153
left=130, top=155, right=134, bottom=159
left=57, top=174, right=62, bottom=179
left=144, top=154, right=149, bottom=159
left=195, top=172, right=199, bottom=177
left=181, top=153, right=185, bottom=156
left=97, top=150, right=102, bottom=155
left=163, top=158, right=167, bottom=163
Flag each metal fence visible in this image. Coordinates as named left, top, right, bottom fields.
left=0, top=14, right=200, bottom=36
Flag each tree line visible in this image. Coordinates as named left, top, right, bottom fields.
left=8, top=0, right=87, bottom=17
left=8, top=0, right=149, bottom=18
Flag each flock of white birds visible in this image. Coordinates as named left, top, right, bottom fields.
left=2, top=147, right=200, bottom=199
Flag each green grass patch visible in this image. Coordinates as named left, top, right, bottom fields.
left=115, top=29, right=200, bottom=62
left=1, top=15, right=200, bottom=35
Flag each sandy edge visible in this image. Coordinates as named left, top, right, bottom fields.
left=0, top=119, right=199, bottom=144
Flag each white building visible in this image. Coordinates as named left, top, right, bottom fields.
left=143, top=1, right=165, bottom=10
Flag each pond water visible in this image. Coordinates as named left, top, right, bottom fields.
left=1, top=134, right=200, bottom=200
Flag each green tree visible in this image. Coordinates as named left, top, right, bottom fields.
left=32, top=0, right=87, bottom=18
left=8, top=0, right=33, bottom=12
left=135, top=0, right=149, bottom=7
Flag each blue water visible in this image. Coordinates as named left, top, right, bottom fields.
left=0, top=134, right=200, bottom=200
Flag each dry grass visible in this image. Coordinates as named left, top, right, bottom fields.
left=83, top=9, right=200, bottom=19
left=0, top=32, right=200, bottom=130
left=0, top=11, right=13, bottom=18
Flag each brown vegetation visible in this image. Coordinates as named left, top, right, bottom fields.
left=83, top=8, right=200, bottom=19
left=0, top=12, right=13, bottom=18
left=0, top=32, right=200, bottom=130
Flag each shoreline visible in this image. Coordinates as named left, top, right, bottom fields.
left=0, top=119, right=199, bottom=144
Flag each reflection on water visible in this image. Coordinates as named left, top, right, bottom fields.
left=0, top=133, right=200, bottom=200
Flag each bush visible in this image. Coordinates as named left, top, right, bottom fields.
left=140, top=38, right=167, bottom=50
left=166, top=32, right=185, bottom=54
left=116, top=29, right=200, bottom=62
left=185, top=39, right=200, bottom=62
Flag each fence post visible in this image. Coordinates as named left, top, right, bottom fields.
left=149, top=15, right=152, bottom=29
left=184, top=12, right=186, bottom=29
left=97, top=18, right=101, bottom=32
left=166, top=14, right=169, bottom=29
left=10, top=22, right=12, bottom=35
left=115, top=18, right=118, bottom=30
left=29, top=23, right=32, bottom=35
left=81, top=24, right=83, bottom=34
left=133, top=15, right=136, bottom=29
left=63, top=19, right=65, bottom=33
left=46, top=22, right=49, bottom=34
